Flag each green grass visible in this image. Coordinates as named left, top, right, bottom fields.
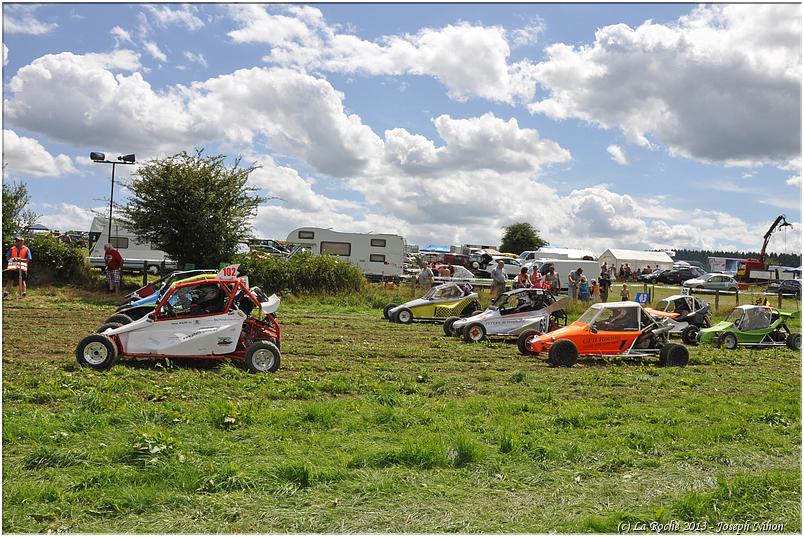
left=2, top=285, right=800, bottom=533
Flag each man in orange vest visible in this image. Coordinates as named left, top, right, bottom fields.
left=4, top=236, right=32, bottom=298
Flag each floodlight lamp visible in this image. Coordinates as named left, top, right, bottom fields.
left=90, top=152, right=105, bottom=161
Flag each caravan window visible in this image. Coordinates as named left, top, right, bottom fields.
left=110, top=236, right=129, bottom=249
left=321, top=241, right=351, bottom=256
left=298, top=230, right=315, bottom=240
left=370, top=254, right=385, bottom=263
left=370, top=238, right=386, bottom=248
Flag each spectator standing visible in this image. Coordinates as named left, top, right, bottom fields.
left=600, top=262, right=608, bottom=279
left=567, top=267, right=583, bottom=301
left=545, top=268, right=560, bottom=293
left=530, top=270, right=544, bottom=289
left=104, top=243, right=124, bottom=294
left=618, top=264, right=625, bottom=280
left=417, top=261, right=434, bottom=289
left=624, top=264, right=632, bottom=280
left=579, top=275, right=591, bottom=303
left=4, top=236, right=32, bottom=298
left=599, top=271, right=611, bottom=302
left=620, top=283, right=630, bottom=301
left=514, top=267, right=530, bottom=289
left=490, top=260, right=507, bottom=299
left=591, top=279, right=601, bottom=303
left=437, top=264, right=450, bottom=278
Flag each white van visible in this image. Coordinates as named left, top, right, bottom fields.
left=527, top=258, right=601, bottom=290
left=88, top=216, right=178, bottom=273
left=286, top=227, right=406, bottom=281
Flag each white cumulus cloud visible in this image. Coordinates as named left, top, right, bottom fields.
left=528, top=4, right=801, bottom=166
left=3, top=130, right=77, bottom=176
left=144, top=4, right=204, bottom=31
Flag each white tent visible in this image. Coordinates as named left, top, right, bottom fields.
left=598, top=249, right=674, bottom=272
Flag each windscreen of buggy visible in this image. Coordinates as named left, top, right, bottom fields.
left=490, top=291, right=519, bottom=309
left=725, top=309, right=743, bottom=326
left=657, top=299, right=672, bottom=312
left=575, top=306, right=602, bottom=326
left=426, top=284, right=461, bottom=300
left=590, top=307, right=639, bottom=331
left=741, top=307, right=771, bottom=330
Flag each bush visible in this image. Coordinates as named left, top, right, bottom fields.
left=236, top=252, right=365, bottom=295
left=4, top=234, right=94, bottom=286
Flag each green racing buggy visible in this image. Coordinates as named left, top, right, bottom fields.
left=697, top=304, right=801, bottom=350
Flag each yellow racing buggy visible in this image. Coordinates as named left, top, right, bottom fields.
left=384, top=282, right=481, bottom=324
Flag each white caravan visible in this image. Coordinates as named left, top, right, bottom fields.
left=88, top=216, right=178, bottom=273
left=286, top=227, right=406, bottom=281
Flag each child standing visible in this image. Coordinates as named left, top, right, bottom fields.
left=620, top=283, right=630, bottom=301
left=591, top=279, right=601, bottom=303
left=579, top=275, right=591, bottom=302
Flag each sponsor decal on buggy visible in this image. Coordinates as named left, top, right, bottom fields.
left=581, top=335, right=627, bottom=345
left=217, top=337, right=233, bottom=346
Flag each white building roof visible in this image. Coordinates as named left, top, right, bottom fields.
left=600, top=249, right=674, bottom=264
left=536, top=246, right=597, bottom=259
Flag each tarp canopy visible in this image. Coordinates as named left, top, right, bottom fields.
left=420, top=244, right=451, bottom=253
left=783, top=266, right=802, bottom=273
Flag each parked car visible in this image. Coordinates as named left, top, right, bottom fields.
left=76, top=275, right=283, bottom=372
left=520, top=301, right=688, bottom=367
left=682, top=273, right=739, bottom=292
left=636, top=268, right=662, bottom=283
left=649, top=266, right=705, bottom=284
left=766, top=279, right=801, bottom=298
left=447, top=288, right=567, bottom=345
left=384, top=282, right=480, bottom=324
left=475, top=256, right=522, bottom=278
left=697, top=305, right=800, bottom=350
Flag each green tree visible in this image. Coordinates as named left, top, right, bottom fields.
left=121, top=150, right=268, bottom=268
left=2, top=180, right=38, bottom=246
left=499, top=222, right=547, bottom=255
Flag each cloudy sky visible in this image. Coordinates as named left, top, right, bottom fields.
left=2, top=3, right=802, bottom=254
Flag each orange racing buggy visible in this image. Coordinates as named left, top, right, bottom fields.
left=519, top=301, right=689, bottom=368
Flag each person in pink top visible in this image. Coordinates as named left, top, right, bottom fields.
left=530, top=270, right=544, bottom=289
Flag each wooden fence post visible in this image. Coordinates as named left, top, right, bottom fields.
left=735, top=288, right=739, bottom=306
left=778, top=291, right=783, bottom=309
left=715, top=290, right=720, bottom=310
left=142, top=261, right=148, bottom=286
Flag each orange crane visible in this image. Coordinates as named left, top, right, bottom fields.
left=736, top=215, right=792, bottom=282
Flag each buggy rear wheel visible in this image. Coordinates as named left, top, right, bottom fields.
left=659, top=343, right=689, bottom=367
left=786, top=333, right=801, bottom=351
left=244, top=341, right=281, bottom=373
left=548, top=339, right=578, bottom=367
left=462, top=323, right=486, bottom=343
left=383, top=303, right=399, bottom=320
left=75, top=334, right=118, bottom=371
left=721, top=332, right=738, bottom=350
left=443, top=316, right=460, bottom=337
left=105, top=313, right=133, bottom=325
left=517, top=329, right=540, bottom=356
left=681, top=325, right=699, bottom=345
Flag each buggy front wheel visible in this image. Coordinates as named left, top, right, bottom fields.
left=659, top=343, right=689, bottom=367
left=76, top=334, right=118, bottom=371
left=244, top=341, right=281, bottom=373
left=721, top=332, right=738, bottom=350
left=105, top=313, right=133, bottom=325
left=463, top=323, right=487, bottom=343
left=383, top=303, right=399, bottom=320
left=548, top=339, right=578, bottom=367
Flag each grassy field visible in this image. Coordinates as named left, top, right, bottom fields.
left=2, top=284, right=801, bottom=533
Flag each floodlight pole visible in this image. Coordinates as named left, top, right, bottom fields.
left=91, top=153, right=135, bottom=245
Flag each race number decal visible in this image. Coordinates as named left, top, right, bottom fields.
left=217, top=264, right=239, bottom=279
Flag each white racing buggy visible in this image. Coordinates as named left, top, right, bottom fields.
left=644, top=294, right=711, bottom=344
left=75, top=267, right=283, bottom=373
left=384, top=282, right=480, bottom=324
left=447, top=288, right=568, bottom=346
